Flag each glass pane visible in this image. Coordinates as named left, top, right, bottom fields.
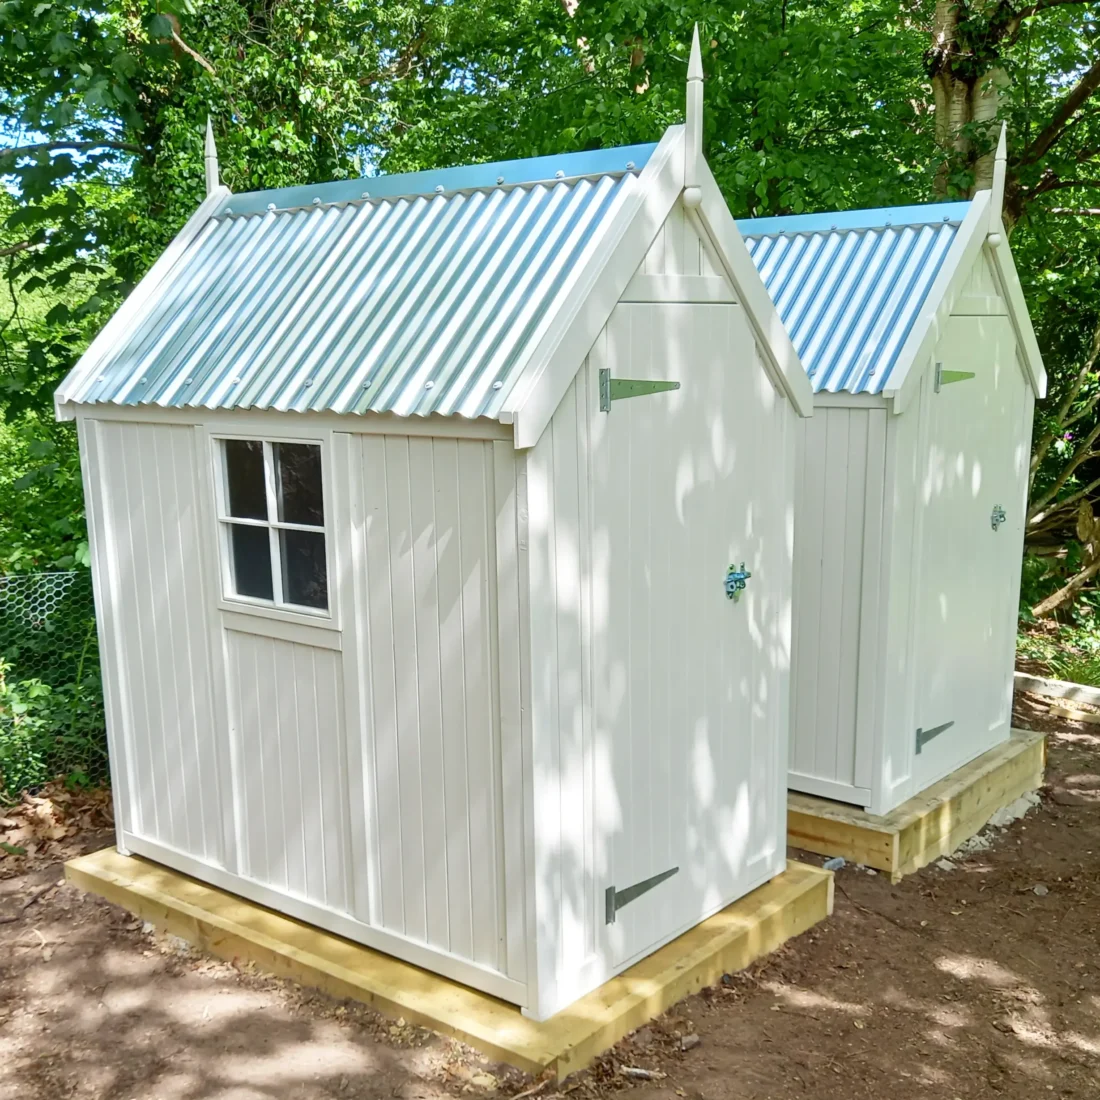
left=228, top=524, right=274, bottom=601
left=274, top=442, right=324, bottom=526
left=224, top=439, right=267, bottom=520
left=280, top=529, right=327, bottom=610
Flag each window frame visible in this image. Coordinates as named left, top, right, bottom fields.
left=212, top=432, right=335, bottom=622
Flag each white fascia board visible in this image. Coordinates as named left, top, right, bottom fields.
left=504, top=126, right=686, bottom=449
left=987, top=231, right=1047, bottom=398
left=691, top=161, right=814, bottom=417
left=54, top=185, right=232, bottom=421
left=885, top=191, right=991, bottom=415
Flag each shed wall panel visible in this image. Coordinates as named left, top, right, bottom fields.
left=790, top=407, right=886, bottom=802
left=89, top=419, right=221, bottom=863
left=350, top=434, right=512, bottom=976
left=225, top=631, right=350, bottom=913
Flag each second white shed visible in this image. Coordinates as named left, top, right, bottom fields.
left=55, top=49, right=814, bottom=1019
left=740, top=140, right=1046, bottom=816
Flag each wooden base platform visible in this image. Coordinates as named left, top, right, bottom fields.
left=787, top=728, right=1046, bottom=882
left=65, top=849, right=831, bottom=1079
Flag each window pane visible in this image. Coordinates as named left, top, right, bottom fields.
left=224, top=439, right=267, bottom=520
left=228, top=523, right=274, bottom=600
left=274, top=442, right=324, bottom=526
left=280, top=529, right=327, bottom=609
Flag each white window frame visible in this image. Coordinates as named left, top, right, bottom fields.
left=213, top=434, right=333, bottom=620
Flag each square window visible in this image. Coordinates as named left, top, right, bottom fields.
left=218, top=438, right=329, bottom=614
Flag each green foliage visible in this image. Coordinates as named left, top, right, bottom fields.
left=0, top=572, right=105, bottom=801
left=0, top=414, right=86, bottom=572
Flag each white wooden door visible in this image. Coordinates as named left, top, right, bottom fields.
left=912, top=317, right=1026, bottom=790
left=592, top=301, right=787, bottom=970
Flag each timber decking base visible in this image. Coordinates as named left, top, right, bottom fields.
left=787, top=728, right=1047, bottom=883
left=65, top=849, right=832, bottom=1079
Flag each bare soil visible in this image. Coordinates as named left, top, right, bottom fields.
left=2, top=690, right=1097, bottom=1100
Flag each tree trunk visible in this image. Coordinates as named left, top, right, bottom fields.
left=928, top=1, right=1006, bottom=197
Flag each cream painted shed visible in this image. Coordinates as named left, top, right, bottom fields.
left=56, top=45, right=813, bottom=1020
left=739, top=131, right=1047, bottom=817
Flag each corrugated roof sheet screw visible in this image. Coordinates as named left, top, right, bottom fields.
left=312, top=197, right=321, bottom=205
left=185, top=378, right=193, bottom=385
left=304, top=379, right=313, bottom=386
left=139, top=376, right=147, bottom=383
left=232, top=377, right=242, bottom=384
left=943, top=214, right=951, bottom=222
left=492, top=380, right=503, bottom=390
left=97, top=375, right=106, bottom=382
left=830, top=224, right=837, bottom=230
left=555, top=170, right=565, bottom=179
left=267, top=203, right=276, bottom=212
left=434, top=184, right=444, bottom=194
left=361, top=191, right=370, bottom=198
left=224, top=207, right=233, bottom=214
left=496, top=176, right=504, bottom=185
left=626, top=161, right=635, bottom=170
left=362, top=379, right=372, bottom=387
left=425, top=380, right=435, bottom=389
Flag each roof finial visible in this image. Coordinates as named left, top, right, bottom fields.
left=684, top=24, right=703, bottom=206
left=988, top=122, right=1007, bottom=243
left=204, top=115, right=220, bottom=196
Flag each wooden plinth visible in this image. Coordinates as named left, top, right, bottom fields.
left=787, top=728, right=1047, bottom=883
left=65, top=849, right=832, bottom=1079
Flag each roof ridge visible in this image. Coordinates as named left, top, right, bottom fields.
left=219, top=143, right=659, bottom=218
left=737, top=201, right=971, bottom=238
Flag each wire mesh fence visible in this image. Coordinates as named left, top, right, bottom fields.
left=0, top=571, right=107, bottom=801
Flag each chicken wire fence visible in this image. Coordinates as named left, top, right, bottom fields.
left=0, top=571, right=107, bottom=801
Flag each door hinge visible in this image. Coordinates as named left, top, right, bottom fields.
left=915, top=720, right=954, bottom=754
left=605, top=866, right=679, bottom=924
left=599, top=367, right=680, bottom=412
left=934, top=362, right=976, bottom=392
left=991, top=505, right=1006, bottom=531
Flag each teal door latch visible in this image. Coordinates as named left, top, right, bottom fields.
left=725, top=562, right=751, bottom=601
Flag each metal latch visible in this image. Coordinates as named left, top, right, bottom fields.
left=599, top=367, right=680, bottom=412
left=725, top=562, right=751, bottom=601
left=605, top=866, right=679, bottom=924
left=991, top=505, right=1006, bottom=531
left=934, top=362, right=976, bottom=392
left=915, top=720, right=954, bottom=754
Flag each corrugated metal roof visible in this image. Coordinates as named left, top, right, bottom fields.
left=738, top=202, right=971, bottom=394
left=63, top=144, right=657, bottom=419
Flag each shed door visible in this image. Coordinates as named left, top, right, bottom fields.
left=592, top=301, right=788, bottom=970
left=912, top=316, right=1026, bottom=790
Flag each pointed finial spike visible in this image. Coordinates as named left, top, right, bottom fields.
left=204, top=115, right=220, bottom=196
left=684, top=24, right=704, bottom=195
left=989, top=122, right=1008, bottom=241
left=688, top=23, right=703, bottom=82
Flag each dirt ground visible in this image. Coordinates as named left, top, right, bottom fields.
left=1, top=690, right=1097, bottom=1100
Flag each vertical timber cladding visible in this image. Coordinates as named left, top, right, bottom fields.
left=84, top=419, right=222, bottom=864
left=789, top=407, right=887, bottom=806
left=341, top=432, right=521, bottom=984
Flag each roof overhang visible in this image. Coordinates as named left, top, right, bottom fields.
left=885, top=191, right=1046, bottom=414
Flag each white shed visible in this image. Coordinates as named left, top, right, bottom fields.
left=739, top=132, right=1047, bottom=816
left=56, top=47, right=813, bottom=1020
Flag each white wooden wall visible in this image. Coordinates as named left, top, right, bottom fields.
left=789, top=407, right=887, bottom=805
left=521, top=207, right=794, bottom=1017
left=81, top=419, right=222, bottom=862
left=80, top=413, right=528, bottom=1006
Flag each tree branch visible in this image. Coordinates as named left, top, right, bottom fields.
left=1023, top=53, right=1100, bottom=165
left=0, top=241, right=34, bottom=258
left=0, top=140, right=143, bottom=162
left=171, top=31, right=216, bottom=76
left=1002, top=0, right=1091, bottom=43
left=1046, top=207, right=1100, bottom=215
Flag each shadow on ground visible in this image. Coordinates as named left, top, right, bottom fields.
left=1, top=689, right=1097, bottom=1100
